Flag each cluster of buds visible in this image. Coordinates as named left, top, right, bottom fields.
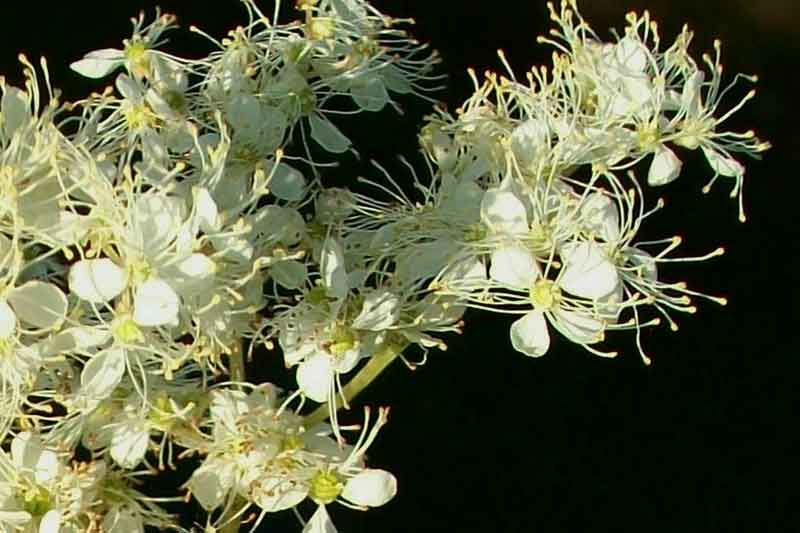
left=0, top=0, right=766, bottom=531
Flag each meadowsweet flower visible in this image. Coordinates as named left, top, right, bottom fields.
left=70, top=9, right=179, bottom=80
left=0, top=1, right=769, bottom=531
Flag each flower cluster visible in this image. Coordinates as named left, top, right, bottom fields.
left=0, top=0, right=766, bottom=531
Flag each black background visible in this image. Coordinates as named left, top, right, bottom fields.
left=1, top=1, right=796, bottom=531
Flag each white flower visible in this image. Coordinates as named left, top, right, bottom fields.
left=509, top=278, right=606, bottom=358
left=0, top=433, right=65, bottom=533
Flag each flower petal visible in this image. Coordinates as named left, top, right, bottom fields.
left=489, top=245, right=539, bottom=290
left=69, top=258, right=127, bottom=303
left=310, top=113, right=351, bottom=153
left=559, top=241, right=619, bottom=300
left=352, top=290, right=400, bottom=331
left=342, top=469, right=397, bottom=507
left=320, top=237, right=348, bottom=299
left=303, top=506, right=337, bottom=533
left=102, top=505, right=144, bottom=533
left=186, top=459, right=235, bottom=511
left=702, top=146, right=744, bottom=177
left=553, top=308, right=605, bottom=345
left=0, top=299, right=16, bottom=338
left=580, top=193, right=621, bottom=242
left=271, top=260, right=308, bottom=290
left=297, top=354, right=334, bottom=403
left=133, top=279, right=180, bottom=327
left=253, top=478, right=308, bottom=513
left=481, top=189, right=528, bottom=235
left=80, top=347, right=127, bottom=406
left=7, top=281, right=68, bottom=330
left=351, top=76, right=389, bottom=112
left=509, top=311, right=550, bottom=357
left=648, top=145, right=683, bottom=186
left=39, top=509, right=61, bottom=533
left=69, top=48, right=124, bottom=78
left=11, top=432, right=61, bottom=484
left=268, top=162, right=307, bottom=202
left=110, top=417, right=149, bottom=469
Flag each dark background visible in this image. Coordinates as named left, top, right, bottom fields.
left=1, top=1, right=796, bottom=531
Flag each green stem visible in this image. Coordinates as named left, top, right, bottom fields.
left=219, top=343, right=245, bottom=533
left=304, top=343, right=406, bottom=427
left=227, top=342, right=245, bottom=384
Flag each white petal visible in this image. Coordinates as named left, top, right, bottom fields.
left=481, top=189, right=528, bottom=235
left=342, top=469, right=397, bottom=507
left=681, top=71, right=705, bottom=115
left=1, top=86, right=30, bottom=137
left=69, top=258, right=127, bottom=303
left=395, top=239, right=457, bottom=284
left=7, top=281, right=67, bottom=330
left=69, top=48, right=124, bottom=78
left=702, top=146, right=744, bottom=177
left=580, top=193, right=620, bottom=242
left=510, top=118, right=550, bottom=168
left=625, top=247, right=658, bottom=281
left=271, top=260, right=308, bottom=289
left=133, top=279, right=180, bottom=327
left=0, top=299, right=16, bottom=338
left=332, top=346, right=361, bottom=374
left=351, top=77, right=389, bottom=112
left=559, top=242, right=619, bottom=300
left=553, top=308, right=605, bottom=344
left=110, top=418, right=149, bottom=469
left=253, top=206, right=306, bottom=246
left=439, top=179, right=484, bottom=223
left=440, top=256, right=487, bottom=290
left=267, top=162, right=307, bottom=202
left=648, top=145, right=683, bottom=186
left=0, top=510, right=31, bottom=526
left=489, top=246, right=539, bottom=290
left=39, top=326, right=111, bottom=357
left=352, top=290, right=400, bottom=331
left=102, top=506, right=144, bottom=533
left=80, top=347, right=127, bottom=405
left=192, top=187, right=220, bottom=233
left=310, top=113, right=351, bottom=153
left=320, top=237, right=348, bottom=299
left=209, top=390, right=250, bottom=435
left=596, top=284, right=625, bottom=324
left=253, top=478, right=308, bottom=512
left=39, top=509, right=61, bottom=533
left=132, top=194, right=186, bottom=251
left=615, top=37, right=648, bottom=72
left=509, top=311, right=550, bottom=357
left=187, top=460, right=235, bottom=511
left=303, top=506, right=337, bottom=533
left=172, top=253, right=216, bottom=294
left=297, top=354, right=334, bottom=403
left=11, top=432, right=61, bottom=484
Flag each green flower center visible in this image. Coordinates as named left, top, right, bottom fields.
left=112, top=314, right=143, bottom=344
left=21, top=485, right=52, bottom=516
left=124, top=40, right=150, bottom=74
left=529, top=279, right=560, bottom=310
left=328, top=323, right=357, bottom=356
left=309, top=470, right=342, bottom=504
